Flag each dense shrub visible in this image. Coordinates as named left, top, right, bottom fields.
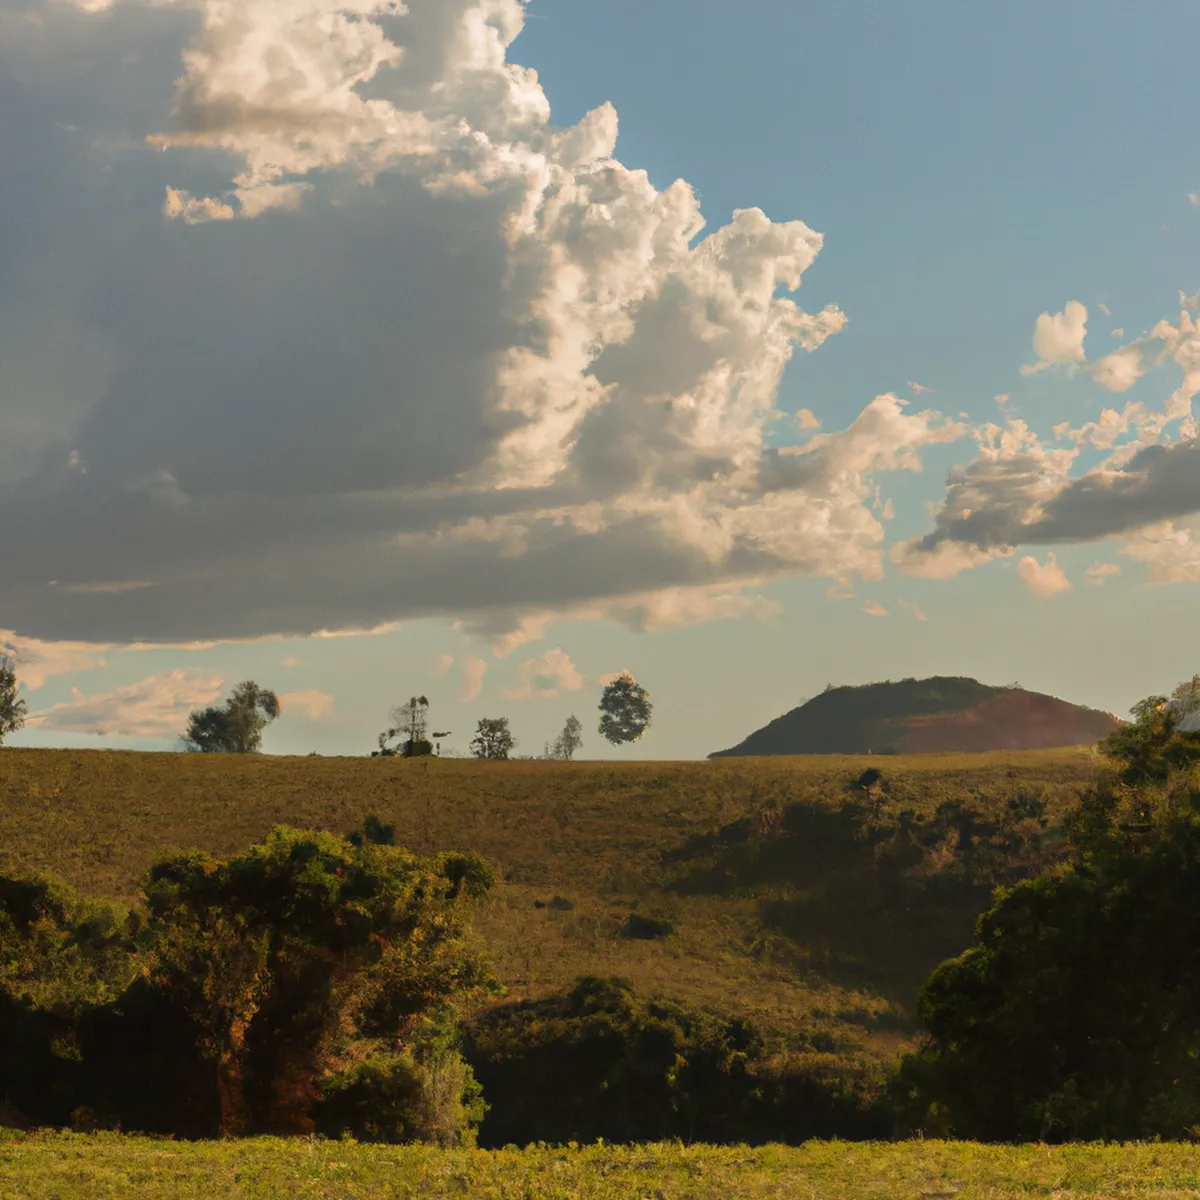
left=0, top=828, right=496, bottom=1142
left=463, top=976, right=886, bottom=1147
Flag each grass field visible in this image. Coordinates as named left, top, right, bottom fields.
left=0, top=746, right=1102, bottom=1076
left=2, top=1131, right=1199, bottom=1198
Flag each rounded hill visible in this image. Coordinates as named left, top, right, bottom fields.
left=710, top=676, right=1122, bottom=757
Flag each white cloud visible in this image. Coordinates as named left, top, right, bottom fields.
left=1190, top=193, right=1200, bottom=208
left=1088, top=345, right=1144, bottom=393
left=908, top=380, right=934, bottom=395
left=459, top=655, right=487, bottom=703
left=500, top=646, right=584, bottom=700
left=898, top=598, right=928, bottom=621
left=0, top=631, right=111, bottom=691
left=430, top=653, right=455, bottom=680
left=1084, top=562, right=1122, bottom=586
left=862, top=600, right=888, bottom=617
left=163, top=187, right=235, bottom=225
left=0, top=0, right=969, bottom=652
left=1120, top=521, right=1200, bottom=582
left=1020, top=300, right=1088, bottom=376
left=1098, top=303, right=1111, bottom=317
left=794, top=408, right=821, bottom=430
left=26, top=670, right=223, bottom=738
left=1016, top=552, right=1071, bottom=598
left=281, top=656, right=301, bottom=668
left=995, top=394, right=1009, bottom=406
left=280, top=688, right=337, bottom=722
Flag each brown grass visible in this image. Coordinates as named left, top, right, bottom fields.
left=0, top=746, right=1103, bottom=1064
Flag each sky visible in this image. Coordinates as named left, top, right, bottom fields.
left=2, top=0, right=1200, bottom=760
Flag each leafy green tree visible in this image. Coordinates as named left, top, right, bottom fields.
left=545, top=714, right=583, bottom=761
left=183, top=681, right=280, bottom=753
left=0, top=655, right=27, bottom=746
left=894, top=769, right=1200, bottom=1141
left=598, top=672, right=652, bottom=746
left=139, top=827, right=496, bottom=1136
left=1100, top=679, right=1200, bottom=783
left=471, top=717, right=514, bottom=760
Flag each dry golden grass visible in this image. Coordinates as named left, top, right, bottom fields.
left=0, top=746, right=1102, bottom=1061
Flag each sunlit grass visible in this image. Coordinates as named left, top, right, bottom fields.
left=2, top=1130, right=1199, bottom=1199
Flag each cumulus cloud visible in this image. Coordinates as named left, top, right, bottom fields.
left=1020, top=301, right=1088, bottom=376
left=1016, top=553, right=1070, bottom=598
left=459, top=655, right=487, bottom=703
left=25, top=669, right=223, bottom=738
left=280, top=688, right=337, bottom=721
left=0, top=0, right=966, bottom=658
left=1089, top=345, right=1144, bottom=393
left=430, top=653, right=455, bottom=680
left=500, top=646, right=584, bottom=700
left=896, top=302, right=1200, bottom=578
left=0, top=631, right=110, bottom=691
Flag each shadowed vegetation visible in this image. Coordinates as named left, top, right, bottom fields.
left=0, top=747, right=1101, bottom=1092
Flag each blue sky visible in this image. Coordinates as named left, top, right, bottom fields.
left=2, top=0, right=1199, bottom=759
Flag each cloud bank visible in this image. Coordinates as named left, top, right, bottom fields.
left=0, top=0, right=963, bottom=653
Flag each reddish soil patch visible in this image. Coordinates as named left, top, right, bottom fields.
left=898, top=690, right=1120, bottom=754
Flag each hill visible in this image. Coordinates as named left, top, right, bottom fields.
left=710, top=676, right=1122, bottom=757
left=0, top=746, right=1101, bottom=1086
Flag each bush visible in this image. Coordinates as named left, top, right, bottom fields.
left=463, top=976, right=886, bottom=1147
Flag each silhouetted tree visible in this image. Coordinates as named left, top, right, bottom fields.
left=545, top=714, right=583, bottom=761
left=378, top=696, right=434, bottom=757
left=184, top=681, right=280, bottom=753
left=471, top=718, right=514, bottom=760
left=0, top=656, right=27, bottom=746
left=598, top=672, right=652, bottom=746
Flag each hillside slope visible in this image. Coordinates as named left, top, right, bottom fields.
left=711, top=676, right=1121, bottom=757
left=0, top=746, right=1099, bottom=1077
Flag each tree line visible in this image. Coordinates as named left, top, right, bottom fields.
left=0, top=657, right=652, bottom=760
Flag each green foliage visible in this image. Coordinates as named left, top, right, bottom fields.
left=598, top=673, right=652, bottom=746
left=316, top=1011, right=486, bottom=1146
left=895, top=769, right=1200, bottom=1141
left=0, top=827, right=495, bottom=1141
left=471, top=717, right=514, bottom=760
left=0, top=657, right=26, bottom=747
left=183, top=681, right=280, bottom=753
left=464, top=976, right=885, bottom=1147
left=1100, top=693, right=1200, bottom=784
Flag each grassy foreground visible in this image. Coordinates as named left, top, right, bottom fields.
left=2, top=1132, right=1199, bottom=1198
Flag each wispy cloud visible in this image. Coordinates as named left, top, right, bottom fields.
left=280, top=689, right=338, bottom=722
left=26, top=671, right=223, bottom=739
left=459, top=656, right=487, bottom=704
left=862, top=601, right=888, bottom=617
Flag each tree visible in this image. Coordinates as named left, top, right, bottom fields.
left=894, top=768, right=1200, bottom=1141
left=377, top=697, right=434, bottom=757
left=183, top=681, right=280, bottom=753
left=545, top=715, right=583, bottom=761
left=598, top=672, right=652, bottom=746
left=471, top=718, right=514, bottom=760
left=0, top=656, right=27, bottom=746
left=1100, top=677, right=1200, bottom=784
